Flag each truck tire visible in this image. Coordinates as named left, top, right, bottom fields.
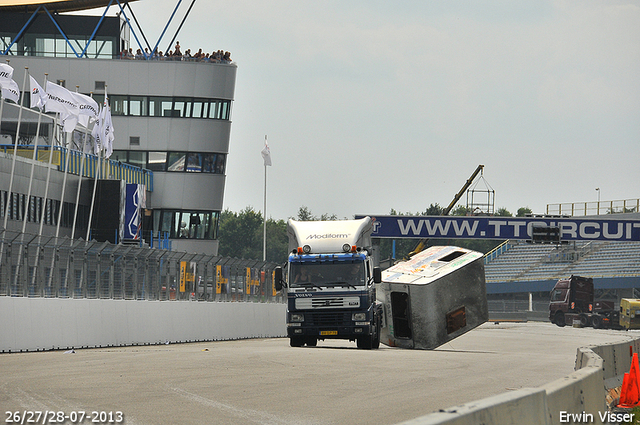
left=290, top=336, right=304, bottom=347
left=357, top=336, right=373, bottom=350
left=592, top=315, right=603, bottom=329
left=372, top=314, right=381, bottom=349
left=579, top=314, right=590, bottom=327
left=554, top=312, right=566, bottom=327
left=305, top=337, right=317, bottom=347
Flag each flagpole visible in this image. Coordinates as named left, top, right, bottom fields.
left=22, top=77, right=47, bottom=287
left=0, top=60, right=11, bottom=157
left=37, top=75, right=56, bottom=238
left=263, top=135, right=267, bottom=261
left=2, top=66, right=28, bottom=229
left=21, top=70, right=46, bottom=235
left=86, top=85, right=109, bottom=241
left=70, top=87, right=93, bottom=240
left=5, top=67, right=28, bottom=291
left=54, top=116, right=72, bottom=238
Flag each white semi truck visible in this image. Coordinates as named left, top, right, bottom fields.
left=274, top=217, right=488, bottom=350
left=274, top=217, right=383, bottom=348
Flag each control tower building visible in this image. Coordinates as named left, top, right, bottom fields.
left=0, top=0, right=235, bottom=255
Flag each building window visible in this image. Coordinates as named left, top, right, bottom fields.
left=156, top=209, right=219, bottom=240
left=129, top=136, right=140, bottom=146
left=110, top=150, right=225, bottom=174
left=148, top=152, right=167, bottom=171
left=128, top=151, right=146, bottom=168
left=129, top=96, right=147, bottom=116
left=108, top=95, right=230, bottom=120
left=186, top=153, right=202, bottom=172
left=167, top=152, right=185, bottom=172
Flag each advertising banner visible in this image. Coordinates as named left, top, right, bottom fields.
left=357, top=215, right=640, bottom=242
left=216, top=265, right=229, bottom=294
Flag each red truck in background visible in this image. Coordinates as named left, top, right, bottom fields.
left=549, top=275, right=621, bottom=329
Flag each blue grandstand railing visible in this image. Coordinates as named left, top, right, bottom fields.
left=0, top=144, right=153, bottom=192
left=484, top=240, right=512, bottom=264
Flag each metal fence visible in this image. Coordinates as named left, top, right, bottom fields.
left=546, top=198, right=640, bottom=216
left=0, top=230, right=283, bottom=303
left=488, top=300, right=550, bottom=313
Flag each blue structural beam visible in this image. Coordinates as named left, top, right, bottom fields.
left=2, top=0, right=190, bottom=60
left=356, top=215, right=640, bottom=242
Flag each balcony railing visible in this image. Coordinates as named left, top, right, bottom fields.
left=1, top=144, right=153, bottom=191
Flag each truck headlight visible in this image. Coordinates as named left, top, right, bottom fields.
left=352, top=312, right=366, bottom=321
left=290, top=313, right=304, bottom=322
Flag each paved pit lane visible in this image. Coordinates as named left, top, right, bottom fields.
left=1, top=322, right=636, bottom=425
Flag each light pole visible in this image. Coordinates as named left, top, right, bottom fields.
left=596, top=188, right=600, bottom=214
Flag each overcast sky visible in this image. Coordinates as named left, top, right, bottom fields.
left=91, top=0, right=639, bottom=220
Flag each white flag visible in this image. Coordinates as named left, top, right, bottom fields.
left=103, top=104, right=114, bottom=158
left=0, top=78, right=20, bottom=103
left=29, top=75, right=47, bottom=110
left=72, top=91, right=98, bottom=128
left=91, top=106, right=103, bottom=155
left=101, top=91, right=114, bottom=158
left=261, top=142, right=272, bottom=166
left=45, top=81, right=78, bottom=116
left=91, top=90, right=114, bottom=158
left=0, top=63, right=13, bottom=81
left=45, top=82, right=80, bottom=133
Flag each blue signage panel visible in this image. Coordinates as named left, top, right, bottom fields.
left=355, top=215, right=640, bottom=242
left=124, top=183, right=143, bottom=240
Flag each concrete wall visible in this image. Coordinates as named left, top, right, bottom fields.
left=0, top=297, right=286, bottom=352
left=400, top=337, right=640, bottom=425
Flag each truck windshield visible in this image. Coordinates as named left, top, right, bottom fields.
left=550, top=289, right=567, bottom=302
left=290, top=262, right=366, bottom=289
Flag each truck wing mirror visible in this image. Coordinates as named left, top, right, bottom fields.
left=373, top=267, right=382, bottom=284
left=274, top=266, right=284, bottom=291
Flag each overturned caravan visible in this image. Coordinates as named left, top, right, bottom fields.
left=378, top=246, right=488, bottom=350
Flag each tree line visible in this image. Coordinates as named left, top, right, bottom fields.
left=217, top=205, right=533, bottom=265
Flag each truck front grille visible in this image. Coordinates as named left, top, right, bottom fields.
left=308, top=312, right=351, bottom=326
left=295, top=296, right=360, bottom=309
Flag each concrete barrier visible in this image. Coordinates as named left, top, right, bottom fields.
left=0, top=297, right=287, bottom=352
left=399, top=388, right=549, bottom=425
left=397, top=336, right=640, bottom=425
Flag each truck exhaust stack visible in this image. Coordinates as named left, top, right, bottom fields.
left=378, top=246, right=488, bottom=350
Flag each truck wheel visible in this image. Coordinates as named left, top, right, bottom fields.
left=554, top=312, right=566, bottom=327
left=305, top=337, right=317, bottom=347
left=579, top=314, right=590, bottom=327
left=357, top=336, right=373, bottom=350
left=372, top=315, right=381, bottom=349
left=592, top=315, right=603, bottom=329
left=290, top=336, right=304, bottom=347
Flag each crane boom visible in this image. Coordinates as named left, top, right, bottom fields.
left=405, top=165, right=485, bottom=259
left=443, top=164, right=484, bottom=215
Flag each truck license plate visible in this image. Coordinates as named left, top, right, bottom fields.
left=320, top=330, right=337, bottom=336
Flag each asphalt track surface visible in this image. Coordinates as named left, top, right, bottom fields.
left=1, top=322, right=637, bottom=425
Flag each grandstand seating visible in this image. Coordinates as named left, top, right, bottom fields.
left=485, top=240, right=640, bottom=282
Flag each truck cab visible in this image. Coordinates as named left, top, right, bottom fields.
left=549, top=276, right=594, bottom=327
left=274, top=217, right=382, bottom=349
left=620, top=299, right=640, bottom=330
left=549, top=275, right=620, bottom=329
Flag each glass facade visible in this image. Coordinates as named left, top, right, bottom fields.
left=154, top=209, right=219, bottom=240
left=111, top=95, right=231, bottom=120
left=112, top=150, right=226, bottom=175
